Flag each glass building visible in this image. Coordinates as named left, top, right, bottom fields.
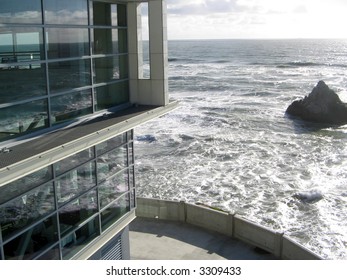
left=0, top=0, right=176, bottom=260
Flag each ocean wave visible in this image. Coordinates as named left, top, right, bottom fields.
left=293, top=189, right=324, bottom=203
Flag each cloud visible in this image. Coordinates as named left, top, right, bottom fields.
left=167, top=0, right=240, bottom=15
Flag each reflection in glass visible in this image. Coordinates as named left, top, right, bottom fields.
left=56, top=162, right=96, bottom=206
left=0, top=0, right=42, bottom=24
left=94, top=56, right=120, bottom=84
left=93, top=28, right=119, bottom=55
left=0, top=166, right=52, bottom=205
left=92, top=2, right=118, bottom=26
left=55, top=147, right=95, bottom=176
left=0, top=64, right=46, bottom=104
left=3, top=215, right=58, bottom=260
left=51, top=90, right=93, bottom=124
left=46, top=28, right=89, bottom=59
left=101, top=195, right=129, bottom=231
left=37, top=245, right=60, bottom=260
left=45, top=0, right=88, bottom=25
left=0, top=99, right=48, bottom=141
left=98, top=169, right=129, bottom=209
left=48, top=59, right=91, bottom=93
left=61, top=217, right=99, bottom=260
left=59, top=190, right=98, bottom=236
left=95, top=81, right=129, bottom=111
left=96, top=133, right=126, bottom=156
left=97, top=145, right=128, bottom=182
left=0, top=183, right=55, bottom=241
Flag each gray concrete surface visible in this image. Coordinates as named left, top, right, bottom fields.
left=129, top=217, right=279, bottom=260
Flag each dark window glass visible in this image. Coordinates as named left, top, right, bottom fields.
left=97, top=145, right=128, bottom=182
left=46, top=28, right=89, bottom=59
left=0, top=0, right=42, bottom=24
left=92, top=2, right=118, bottom=26
left=0, top=183, right=55, bottom=241
left=130, top=188, right=136, bottom=209
left=56, top=162, right=96, bottom=206
left=37, top=245, right=60, bottom=260
left=0, top=99, right=48, bottom=141
left=61, top=217, right=99, bottom=260
left=45, top=0, right=88, bottom=25
left=93, top=28, right=119, bottom=55
left=54, top=147, right=95, bottom=176
left=48, top=59, right=91, bottom=93
left=98, top=169, right=129, bottom=209
left=95, top=133, right=126, bottom=156
left=93, top=56, right=120, bottom=84
left=51, top=90, right=93, bottom=124
left=128, top=143, right=134, bottom=165
left=0, top=166, right=52, bottom=205
left=3, top=215, right=58, bottom=260
left=0, top=64, right=46, bottom=104
left=101, top=195, right=130, bottom=231
left=59, top=190, right=98, bottom=237
left=94, top=81, right=129, bottom=111
left=129, top=166, right=135, bottom=189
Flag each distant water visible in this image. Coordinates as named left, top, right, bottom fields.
left=135, top=39, right=347, bottom=259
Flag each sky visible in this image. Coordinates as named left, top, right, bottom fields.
left=156, top=0, right=347, bottom=40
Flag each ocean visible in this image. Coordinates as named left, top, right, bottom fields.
left=135, top=39, right=347, bottom=260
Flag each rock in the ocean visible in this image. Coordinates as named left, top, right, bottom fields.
left=286, top=81, right=347, bottom=125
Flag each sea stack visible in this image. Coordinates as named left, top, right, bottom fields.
left=286, top=81, right=347, bottom=125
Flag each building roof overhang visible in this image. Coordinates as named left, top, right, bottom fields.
left=0, top=101, right=178, bottom=187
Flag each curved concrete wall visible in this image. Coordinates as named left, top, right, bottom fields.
left=135, top=197, right=322, bottom=260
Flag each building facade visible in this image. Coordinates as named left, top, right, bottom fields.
left=0, top=0, right=176, bottom=260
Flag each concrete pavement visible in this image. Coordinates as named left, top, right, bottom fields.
left=129, top=217, right=278, bottom=260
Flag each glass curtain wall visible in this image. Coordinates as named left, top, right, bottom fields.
left=0, top=0, right=129, bottom=142
left=0, top=131, right=135, bottom=260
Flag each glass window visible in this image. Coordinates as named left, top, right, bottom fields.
left=94, top=81, right=129, bottom=111
left=0, top=0, right=42, bottom=24
left=54, top=147, right=95, bottom=176
left=0, top=99, right=48, bottom=141
left=0, top=183, right=55, bottom=241
left=92, top=2, right=118, bottom=26
left=61, top=217, right=99, bottom=260
left=37, top=245, right=60, bottom=260
left=3, top=215, right=58, bottom=260
left=48, top=59, right=91, bottom=93
left=96, top=133, right=126, bottom=156
left=56, top=162, right=96, bottom=206
left=51, top=90, right=93, bottom=124
left=101, top=195, right=130, bottom=231
left=45, top=0, right=88, bottom=25
left=97, top=145, right=128, bottom=182
left=46, top=28, right=89, bottom=59
left=93, top=28, right=119, bottom=55
left=98, top=169, right=129, bottom=209
left=59, top=190, right=98, bottom=236
left=93, top=56, right=120, bottom=84
left=0, top=166, right=52, bottom=205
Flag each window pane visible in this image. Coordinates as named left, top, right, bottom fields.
left=96, top=133, right=126, bottom=156
left=3, top=215, right=58, bottom=260
left=61, top=217, right=99, bottom=260
left=0, top=166, right=52, bottom=205
left=56, top=162, right=96, bottom=206
left=0, top=183, right=55, bottom=241
left=59, top=190, right=98, bottom=237
left=0, top=0, right=42, bottom=24
left=94, top=81, right=129, bottom=111
left=51, top=90, right=93, bottom=124
left=92, top=2, right=118, bottom=26
left=98, top=169, right=129, bottom=209
left=101, top=195, right=130, bottom=231
left=45, top=0, right=88, bottom=25
left=97, top=145, right=128, bottom=182
left=0, top=99, right=48, bottom=141
left=55, top=147, right=94, bottom=176
left=93, top=28, right=119, bottom=55
left=93, top=56, right=120, bottom=84
left=48, top=59, right=91, bottom=93
left=47, top=28, right=89, bottom=59
left=37, top=245, right=60, bottom=260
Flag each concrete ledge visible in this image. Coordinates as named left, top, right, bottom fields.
left=135, top=197, right=323, bottom=260
left=234, top=215, right=282, bottom=257
left=186, top=203, right=233, bottom=237
left=282, top=236, right=321, bottom=260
